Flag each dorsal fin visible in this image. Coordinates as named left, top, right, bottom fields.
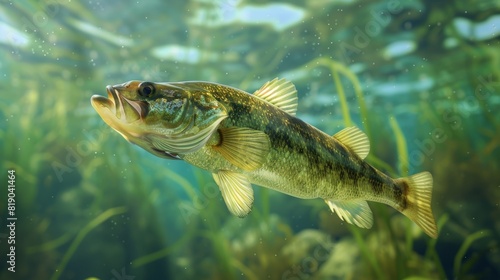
left=253, top=78, right=298, bottom=116
left=333, top=126, right=370, bottom=159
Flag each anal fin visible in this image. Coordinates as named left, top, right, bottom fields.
left=325, top=199, right=373, bottom=229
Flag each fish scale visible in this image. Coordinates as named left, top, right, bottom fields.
left=91, top=78, right=438, bottom=238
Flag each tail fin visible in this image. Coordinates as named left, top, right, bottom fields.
left=395, top=172, right=438, bottom=238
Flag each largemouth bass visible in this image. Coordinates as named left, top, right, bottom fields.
left=90, top=78, right=438, bottom=238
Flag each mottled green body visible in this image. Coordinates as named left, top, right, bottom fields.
left=91, top=79, right=437, bottom=237
left=178, top=82, right=404, bottom=209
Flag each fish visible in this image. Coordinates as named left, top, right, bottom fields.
left=90, top=78, right=438, bottom=238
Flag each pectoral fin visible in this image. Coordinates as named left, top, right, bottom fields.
left=333, top=126, right=370, bottom=159
left=325, top=199, right=373, bottom=229
left=213, top=127, right=270, bottom=171
left=213, top=171, right=254, bottom=217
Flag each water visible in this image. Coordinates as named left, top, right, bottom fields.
left=1, top=0, right=499, bottom=279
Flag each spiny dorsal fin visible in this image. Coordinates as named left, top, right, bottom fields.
left=212, top=127, right=270, bottom=171
left=213, top=171, right=254, bottom=217
left=333, top=126, right=370, bottom=159
left=253, top=78, right=298, bottom=116
left=325, top=199, right=373, bottom=229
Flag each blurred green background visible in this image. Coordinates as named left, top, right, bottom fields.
left=0, top=0, right=499, bottom=279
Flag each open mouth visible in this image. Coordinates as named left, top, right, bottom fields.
left=91, top=86, right=147, bottom=123
left=90, top=86, right=117, bottom=115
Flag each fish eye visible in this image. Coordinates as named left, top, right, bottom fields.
left=138, top=82, right=155, bottom=97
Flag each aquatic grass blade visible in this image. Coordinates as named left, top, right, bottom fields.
left=453, top=230, right=491, bottom=278
left=303, top=58, right=370, bottom=138
left=132, top=230, right=193, bottom=268
left=50, top=207, right=127, bottom=280
left=348, top=225, right=384, bottom=280
left=425, top=214, right=448, bottom=279
left=389, top=116, right=409, bottom=176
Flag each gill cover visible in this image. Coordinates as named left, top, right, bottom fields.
left=144, top=82, right=228, bottom=155
left=147, top=116, right=226, bottom=154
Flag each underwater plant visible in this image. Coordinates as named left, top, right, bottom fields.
left=1, top=0, right=499, bottom=279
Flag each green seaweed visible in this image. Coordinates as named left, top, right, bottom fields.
left=425, top=214, right=449, bottom=279
left=1, top=1, right=499, bottom=279
left=202, top=230, right=237, bottom=279
left=389, top=114, right=415, bottom=277
left=231, top=258, right=259, bottom=280
left=132, top=230, right=193, bottom=268
left=50, top=207, right=127, bottom=280
left=303, top=58, right=371, bottom=138
left=348, top=225, right=384, bottom=280
left=26, top=233, right=72, bottom=254
left=260, top=188, right=271, bottom=223
left=389, top=116, right=409, bottom=176
left=453, top=230, right=491, bottom=278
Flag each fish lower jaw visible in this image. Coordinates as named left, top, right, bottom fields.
left=91, top=95, right=117, bottom=116
left=98, top=111, right=146, bottom=141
